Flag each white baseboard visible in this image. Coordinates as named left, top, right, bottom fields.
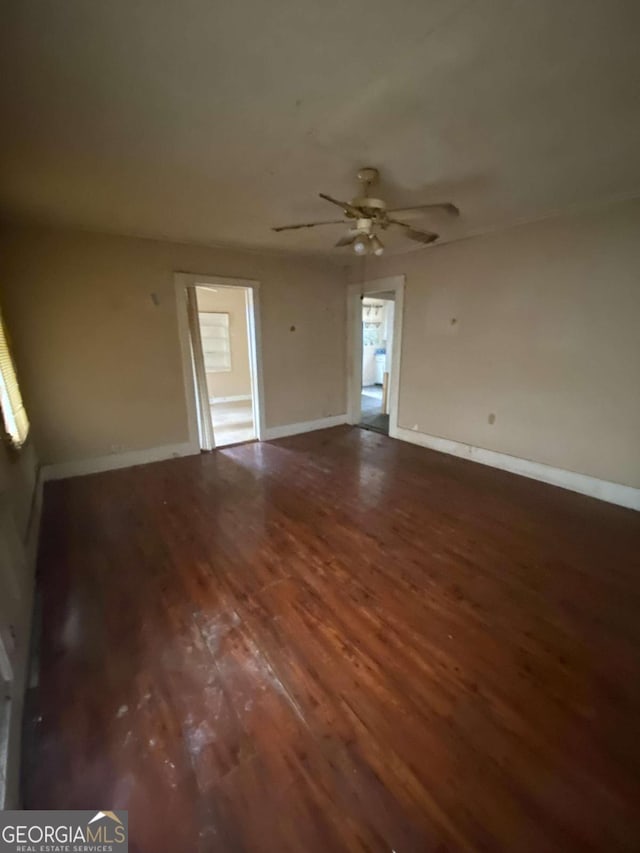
left=42, top=441, right=199, bottom=482
left=394, top=426, right=640, bottom=511
left=210, top=394, right=252, bottom=404
left=264, top=414, right=347, bottom=441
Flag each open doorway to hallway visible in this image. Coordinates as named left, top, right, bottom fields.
left=359, top=292, right=394, bottom=435
left=347, top=275, right=404, bottom=438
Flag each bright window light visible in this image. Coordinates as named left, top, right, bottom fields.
left=0, top=312, right=29, bottom=449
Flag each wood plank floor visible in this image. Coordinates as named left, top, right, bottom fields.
left=26, top=426, right=640, bottom=852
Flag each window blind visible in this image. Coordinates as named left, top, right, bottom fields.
left=0, top=313, right=29, bottom=448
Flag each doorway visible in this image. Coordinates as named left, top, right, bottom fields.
left=195, top=285, right=256, bottom=446
left=347, top=275, right=405, bottom=438
left=175, top=274, right=265, bottom=451
left=360, top=294, right=395, bottom=434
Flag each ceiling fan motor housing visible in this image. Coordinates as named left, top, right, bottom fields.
left=351, top=197, right=386, bottom=217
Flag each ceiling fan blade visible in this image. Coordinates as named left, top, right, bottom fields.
left=388, top=219, right=439, bottom=244
left=387, top=202, right=459, bottom=217
left=405, top=229, right=439, bottom=244
left=272, top=218, right=345, bottom=232
left=318, top=193, right=363, bottom=218
left=335, top=233, right=356, bottom=248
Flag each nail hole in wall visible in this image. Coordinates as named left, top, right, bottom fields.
left=151, top=292, right=160, bottom=306
left=450, top=317, right=457, bottom=325
left=290, top=325, right=296, bottom=332
left=488, top=413, right=496, bottom=425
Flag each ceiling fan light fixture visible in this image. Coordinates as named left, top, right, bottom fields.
left=370, top=234, right=384, bottom=256
left=352, top=234, right=370, bottom=255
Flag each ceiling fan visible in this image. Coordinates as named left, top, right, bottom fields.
left=272, top=167, right=459, bottom=255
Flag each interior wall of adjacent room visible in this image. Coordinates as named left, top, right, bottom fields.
left=362, top=298, right=385, bottom=387
left=0, top=225, right=346, bottom=466
left=349, top=196, right=640, bottom=488
left=196, top=286, right=251, bottom=401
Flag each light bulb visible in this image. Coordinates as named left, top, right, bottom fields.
left=370, top=235, right=384, bottom=256
left=353, top=234, right=369, bottom=255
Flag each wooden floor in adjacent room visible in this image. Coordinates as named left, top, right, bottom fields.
left=26, top=426, right=640, bottom=852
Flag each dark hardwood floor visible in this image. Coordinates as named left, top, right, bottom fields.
left=26, top=426, right=640, bottom=852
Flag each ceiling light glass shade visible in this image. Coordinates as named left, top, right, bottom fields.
left=353, top=234, right=370, bottom=255
left=370, top=235, right=384, bottom=256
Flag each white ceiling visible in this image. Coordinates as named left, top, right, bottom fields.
left=1, top=0, right=639, bottom=256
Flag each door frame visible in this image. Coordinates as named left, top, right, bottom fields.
left=174, top=272, right=266, bottom=450
left=346, top=274, right=405, bottom=438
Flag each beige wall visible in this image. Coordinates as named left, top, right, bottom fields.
left=196, top=286, right=251, bottom=401
left=2, top=198, right=637, bottom=489
left=0, top=226, right=346, bottom=466
left=0, top=440, right=37, bottom=542
left=351, top=197, right=640, bottom=488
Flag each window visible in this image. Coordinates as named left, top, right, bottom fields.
left=199, top=311, right=231, bottom=373
left=363, top=322, right=381, bottom=347
left=0, top=313, right=29, bottom=448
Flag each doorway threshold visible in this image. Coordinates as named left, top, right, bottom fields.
left=358, top=413, right=390, bottom=435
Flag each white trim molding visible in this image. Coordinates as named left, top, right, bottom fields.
left=264, top=414, right=347, bottom=441
left=42, top=441, right=199, bottom=482
left=395, top=426, right=640, bottom=511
